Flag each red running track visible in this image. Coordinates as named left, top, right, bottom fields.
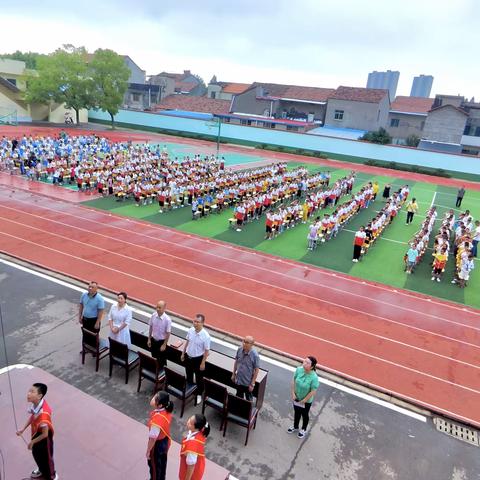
left=1, top=186, right=480, bottom=427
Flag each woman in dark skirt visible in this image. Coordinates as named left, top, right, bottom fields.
left=382, top=183, right=391, bottom=199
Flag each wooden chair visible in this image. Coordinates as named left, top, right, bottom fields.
left=81, top=328, right=109, bottom=372
left=137, top=351, right=165, bottom=393
left=202, top=378, right=228, bottom=430
left=108, top=337, right=139, bottom=384
left=223, top=393, right=259, bottom=446
left=164, top=367, right=197, bottom=418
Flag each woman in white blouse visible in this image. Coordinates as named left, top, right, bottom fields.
left=108, top=292, right=132, bottom=347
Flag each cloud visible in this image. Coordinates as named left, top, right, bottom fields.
left=1, top=0, right=479, bottom=97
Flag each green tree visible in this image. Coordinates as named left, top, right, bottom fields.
left=405, top=134, right=420, bottom=147
left=24, top=45, right=93, bottom=123
left=0, top=50, right=43, bottom=69
left=360, top=127, right=392, bottom=145
left=89, top=49, right=129, bottom=128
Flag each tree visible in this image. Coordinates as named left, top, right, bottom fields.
left=24, top=45, right=93, bottom=123
left=405, top=135, right=420, bottom=147
left=360, top=127, right=392, bottom=145
left=0, top=50, right=43, bottom=69
left=89, top=49, right=130, bottom=128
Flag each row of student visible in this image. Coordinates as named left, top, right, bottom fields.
left=172, top=167, right=333, bottom=217
left=352, top=186, right=410, bottom=262
left=404, top=207, right=438, bottom=274
left=124, top=164, right=318, bottom=209
left=429, top=210, right=455, bottom=282
left=307, top=182, right=374, bottom=250
left=114, top=161, right=291, bottom=201
left=231, top=172, right=356, bottom=232
left=451, top=211, right=477, bottom=288
left=231, top=172, right=357, bottom=235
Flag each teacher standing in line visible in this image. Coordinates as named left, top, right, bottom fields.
left=108, top=292, right=132, bottom=347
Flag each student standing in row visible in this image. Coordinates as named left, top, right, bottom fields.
left=16, top=383, right=58, bottom=480
left=179, top=414, right=210, bottom=480
left=146, top=391, right=174, bottom=480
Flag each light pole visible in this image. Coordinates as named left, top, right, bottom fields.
left=214, top=115, right=222, bottom=159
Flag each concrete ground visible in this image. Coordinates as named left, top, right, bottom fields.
left=0, top=258, right=479, bottom=480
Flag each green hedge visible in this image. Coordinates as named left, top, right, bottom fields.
left=364, top=159, right=450, bottom=177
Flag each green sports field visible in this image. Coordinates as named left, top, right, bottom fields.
left=83, top=162, right=480, bottom=309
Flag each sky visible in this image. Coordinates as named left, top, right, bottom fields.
left=1, top=0, right=479, bottom=99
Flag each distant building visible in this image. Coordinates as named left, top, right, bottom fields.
left=324, top=86, right=390, bottom=132
left=0, top=58, right=88, bottom=123
left=387, top=96, right=434, bottom=144
left=149, top=70, right=206, bottom=97
left=231, top=82, right=335, bottom=123
left=410, top=75, right=433, bottom=98
left=418, top=94, right=480, bottom=155
left=153, top=94, right=231, bottom=115
left=367, top=70, right=399, bottom=100
left=207, top=77, right=251, bottom=101
left=122, top=55, right=146, bottom=84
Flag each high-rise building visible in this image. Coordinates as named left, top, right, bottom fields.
left=410, top=75, right=433, bottom=98
left=366, top=70, right=399, bottom=100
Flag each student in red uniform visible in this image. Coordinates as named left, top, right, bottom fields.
left=146, top=391, right=174, bottom=480
left=16, top=383, right=57, bottom=480
left=179, top=414, right=210, bottom=480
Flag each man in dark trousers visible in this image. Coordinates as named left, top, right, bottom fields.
left=16, top=383, right=57, bottom=480
left=232, top=336, right=260, bottom=401
left=181, top=314, right=211, bottom=405
left=456, top=186, right=466, bottom=208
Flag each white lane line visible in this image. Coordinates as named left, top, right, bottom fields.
left=0, top=258, right=427, bottom=422
left=3, top=214, right=480, bottom=364
left=2, top=196, right=478, bottom=322
left=430, top=192, right=437, bottom=208
left=0, top=364, right=34, bottom=375
left=1, top=191, right=475, bottom=319
left=2, top=234, right=480, bottom=399
left=2, top=204, right=477, bottom=346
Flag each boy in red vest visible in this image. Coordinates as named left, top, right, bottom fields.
left=17, top=382, right=57, bottom=480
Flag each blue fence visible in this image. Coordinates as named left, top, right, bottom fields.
left=88, top=108, right=480, bottom=175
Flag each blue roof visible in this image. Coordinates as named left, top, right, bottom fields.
left=159, top=110, right=213, bottom=120
left=308, top=126, right=366, bottom=140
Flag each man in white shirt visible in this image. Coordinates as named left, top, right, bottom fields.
left=147, top=300, right=172, bottom=369
left=181, top=314, right=211, bottom=404
left=473, top=220, right=480, bottom=258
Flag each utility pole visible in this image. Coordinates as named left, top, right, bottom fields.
left=215, top=115, right=222, bottom=159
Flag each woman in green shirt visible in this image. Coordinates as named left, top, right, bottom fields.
left=287, top=356, right=319, bottom=439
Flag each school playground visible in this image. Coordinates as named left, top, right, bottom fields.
left=82, top=150, right=480, bottom=311
left=1, top=125, right=480, bottom=429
